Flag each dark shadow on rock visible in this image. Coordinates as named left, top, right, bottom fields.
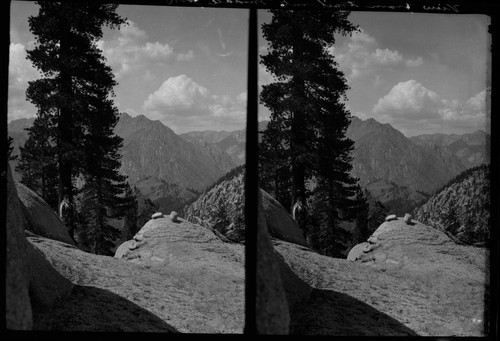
left=290, top=289, right=418, bottom=336
left=32, top=285, right=179, bottom=332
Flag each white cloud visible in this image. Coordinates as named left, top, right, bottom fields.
left=258, top=63, right=274, bottom=89
left=99, top=20, right=193, bottom=79
left=118, top=20, right=148, bottom=43
left=463, top=88, right=488, bottom=115
left=353, top=111, right=371, bottom=121
left=405, top=57, right=423, bottom=67
left=143, top=74, right=210, bottom=116
left=142, top=75, right=246, bottom=132
left=373, top=48, right=403, bottom=65
left=8, top=43, right=40, bottom=121
left=350, top=30, right=376, bottom=45
left=9, top=43, right=39, bottom=85
left=176, top=50, right=194, bottom=62
left=371, top=80, right=490, bottom=134
left=373, top=80, right=441, bottom=119
left=330, top=29, right=423, bottom=81
left=236, top=92, right=247, bottom=103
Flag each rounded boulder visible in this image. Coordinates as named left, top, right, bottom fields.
left=15, top=181, right=74, bottom=245
left=260, top=189, right=307, bottom=247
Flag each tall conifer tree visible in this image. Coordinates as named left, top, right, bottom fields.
left=259, top=9, right=360, bottom=257
left=16, top=116, right=59, bottom=210
left=25, top=1, right=125, bottom=204
left=79, top=90, right=130, bottom=255
left=7, top=136, right=17, bottom=161
left=19, top=1, right=137, bottom=253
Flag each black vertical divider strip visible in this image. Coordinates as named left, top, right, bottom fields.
left=244, top=7, right=258, bottom=335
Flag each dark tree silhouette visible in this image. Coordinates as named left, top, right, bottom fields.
left=7, top=136, right=17, bottom=161
left=259, top=9, right=360, bottom=257
left=19, top=2, right=137, bottom=254
left=16, top=116, right=59, bottom=210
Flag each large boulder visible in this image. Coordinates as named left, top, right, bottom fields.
left=260, top=189, right=307, bottom=247
left=27, top=236, right=75, bottom=314
left=30, top=215, right=244, bottom=333
left=276, top=218, right=487, bottom=336
left=6, top=164, right=74, bottom=331
left=347, top=242, right=370, bottom=262
left=256, top=190, right=291, bottom=334
left=6, top=165, right=32, bottom=330
left=15, top=181, right=74, bottom=245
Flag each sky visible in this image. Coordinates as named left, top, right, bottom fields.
left=9, top=2, right=249, bottom=134
left=9, top=2, right=491, bottom=136
left=258, top=10, right=491, bottom=136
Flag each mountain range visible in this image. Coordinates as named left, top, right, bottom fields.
left=409, top=130, right=490, bottom=168
left=180, top=129, right=245, bottom=166
left=114, top=113, right=237, bottom=191
left=8, top=114, right=489, bottom=216
left=7, top=113, right=238, bottom=215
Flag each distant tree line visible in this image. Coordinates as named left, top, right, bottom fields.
left=433, top=163, right=489, bottom=196
left=15, top=2, right=137, bottom=256
left=414, top=163, right=490, bottom=246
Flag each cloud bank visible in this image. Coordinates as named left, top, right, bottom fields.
left=8, top=42, right=40, bottom=121
left=143, top=74, right=246, bottom=133
left=367, top=80, right=489, bottom=136
left=330, top=29, right=423, bottom=81
left=98, top=20, right=194, bottom=79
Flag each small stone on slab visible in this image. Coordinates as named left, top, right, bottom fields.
left=385, top=214, right=397, bottom=221
left=133, top=234, right=144, bottom=241
left=170, top=211, right=179, bottom=222
left=152, top=212, right=163, bottom=219
left=128, top=240, right=138, bottom=250
left=403, top=213, right=412, bottom=224
left=363, top=244, right=373, bottom=253
left=368, top=236, right=378, bottom=244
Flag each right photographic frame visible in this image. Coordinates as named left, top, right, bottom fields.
left=253, top=0, right=496, bottom=336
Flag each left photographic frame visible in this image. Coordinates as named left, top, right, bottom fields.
left=6, top=0, right=251, bottom=334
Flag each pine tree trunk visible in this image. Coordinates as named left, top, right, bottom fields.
left=290, top=25, right=307, bottom=225
left=94, top=179, right=104, bottom=255
left=56, top=23, right=76, bottom=244
left=57, top=24, right=74, bottom=203
left=41, top=171, right=46, bottom=204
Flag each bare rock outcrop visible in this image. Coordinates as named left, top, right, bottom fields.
left=314, top=218, right=487, bottom=336
left=6, top=166, right=32, bottom=330
left=6, top=165, right=74, bottom=331
left=346, top=242, right=370, bottom=262
left=28, top=214, right=244, bottom=332
left=260, top=189, right=307, bottom=247
left=256, top=190, right=291, bottom=334
left=25, top=213, right=245, bottom=332
left=15, top=181, right=75, bottom=245
left=109, top=216, right=244, bottom=332
left=7, top=160, right=243, bottom=333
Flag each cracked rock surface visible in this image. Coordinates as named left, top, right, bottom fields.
left=283, top=218, right=488, bottom=336
left=30, top=216, right=244, bottom=333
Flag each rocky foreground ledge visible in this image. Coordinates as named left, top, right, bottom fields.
left=30, top=216, right=245, bottom=333
left=6, top=161, right=488, bottom=335
left=273, top=218, right=488, bottom=336
left=6, top=163, right=244, bottom=333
